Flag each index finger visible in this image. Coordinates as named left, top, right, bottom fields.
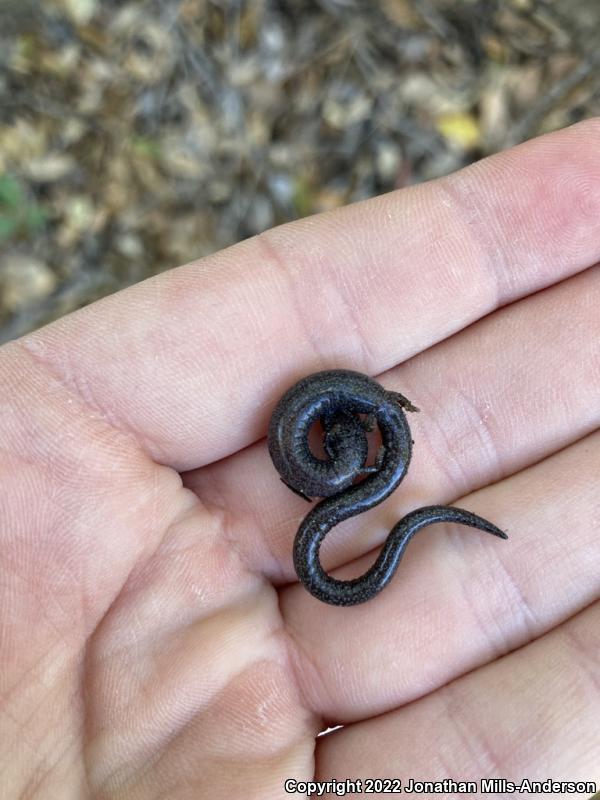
left=11, top=119, right=600, bottom=470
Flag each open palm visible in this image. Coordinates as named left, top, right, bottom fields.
left=1, top=121, right=599, bottom=799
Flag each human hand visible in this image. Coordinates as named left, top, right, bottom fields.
left=1, top=120, right=599, bottom=799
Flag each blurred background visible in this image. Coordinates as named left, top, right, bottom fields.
left=1, top=0, right=599, bottom=342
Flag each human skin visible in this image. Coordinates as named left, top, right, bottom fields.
left=0, top=120, right=599, bottom=799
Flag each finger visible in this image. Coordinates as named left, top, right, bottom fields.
left=184, top=263, right=599, bottom=580
left=279, top=427, right=600, bottom=722
left=315, top=599, right=600, bottom=792
left=12, top=120, right=600, bottom=470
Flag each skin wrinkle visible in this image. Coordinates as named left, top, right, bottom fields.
left=20, top=756, right=71, bottom=800
left=443, top=133, right=600, bottom=298
left=77, top=484, right=177, bottom=635
left=439, top=538, right=509, bottom=663
left=95, top=535, right=217, bottom=669
left=110, top=492, right=203, bottom=600
left=113, top=658, right=311, bottom=799
left=0, top=362, right=126, bottom=494
left=255, top=230, right=330, bottom=370
left=198, top=745, right=309, bottom=800
left=15, top=338, right=167, bottom=472
left=84, top=509, right=236, bottom=671
left=79, top=499, right=226, bottom=790
left=183, top=461, right=283, bottom=580
left=2, top=658, right=79, bottom=753
left=442, top=141, right=584, bottom=300
left=455, top=383, right=504, bottom=486
left=4, top=680, right=82, bottom=798
left=560, top=623, right=600, bottom=697
left=280, top=611, right=331, bottom=729
left=402, top=369, right=474, bottom=496
left=432, top=727, right=473, bottom=789
left=490, top=537, right=540, bottom=637
left=43, top=524, right=96, bottom=642
left=0, top=443, right=56, bottom=474
left=244, top=507, right=299, bottom=586
left=210, top=499, right=270, bottom=582
left=1, top=635, right=75, bottom=721
left=268, top=625, right=325, bottom=738
left=259, top=225, right=375, bottom=373
left=184, top=450, right=308, bottom=585
left=472, top=533, right=540, bottom=652
left=7, top=341, right=178, bottom=592
left=444, top=680, right=508, bottom=779
left=11, top=336, right=152, bottom=462
left=158, top=640, right=277, bottom=761
left=325, top=234, right=378, bottom=369
left=110, top=576, right=290, bottom=720
left=87, top=604, right=275, bottom=792
left=108, top=458, right=193, bottom=618
left=411, top=190, right=491, bottom=319
left=435, top=179, right=504, bottom=308
left=21, top=682, right=86, bottom=800
left=0, top=558, right=69, bottom=646
left=409, top=268, right=598, bottom=501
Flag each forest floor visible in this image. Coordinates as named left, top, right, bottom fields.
left=1, top=0, right=599, bottom=340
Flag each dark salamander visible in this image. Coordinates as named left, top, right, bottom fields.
left=268, top=369, right=507, bottom=606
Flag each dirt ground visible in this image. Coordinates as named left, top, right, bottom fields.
left=1, top=0, right=599, bottom=341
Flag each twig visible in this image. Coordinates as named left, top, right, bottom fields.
left=507, top=48, right=600, bottom=146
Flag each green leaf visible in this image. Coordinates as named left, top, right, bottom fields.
left=131, top=136, right=161, bottom=159
left=0, top=214, right=18, bottom=242
left=25, top=204, right=47, bottom=232
left=0, top=174, right=24, bottom=210
left=292, top=175, right=313, bottom=217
